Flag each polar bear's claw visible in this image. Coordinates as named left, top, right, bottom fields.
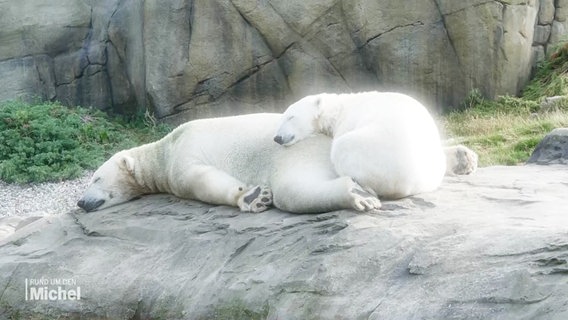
left=349, top=181, right=381, bottom=211
left=238, top=185, right=273, bottom=213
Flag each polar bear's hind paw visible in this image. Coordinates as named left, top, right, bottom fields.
left=238, top=185, right=273, bottom=213
left=349, top=182, right=381, bottom=211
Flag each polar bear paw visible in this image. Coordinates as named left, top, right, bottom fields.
left=349, top=179, right=381, bottom=211
left=445, top=144, right=478, bottom=176
left=238, top=185, right=273, bottom=213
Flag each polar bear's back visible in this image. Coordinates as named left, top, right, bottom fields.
left=166, top=113, right=282, bottom=187
left=332, top=92, right=441, bottom=156
left=330, top=92, right=446, bottom=198
left=332, top=92, right=434, bottom=134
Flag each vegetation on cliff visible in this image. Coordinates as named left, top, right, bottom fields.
left=0, top=101, right=170, bottom=183
left=443, top=43, right=568, bottom=166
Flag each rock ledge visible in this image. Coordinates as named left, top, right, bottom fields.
left=0, top=165, right=567, bottom=319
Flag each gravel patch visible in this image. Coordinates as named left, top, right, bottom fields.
left=0, top=171, right=93, bottom=217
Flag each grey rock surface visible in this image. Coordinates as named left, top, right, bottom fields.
left=528, top=128, right=568, bottom=164
left=0, top=0, right=565, bottom=121
left=1, top=165, right=568, bottom=319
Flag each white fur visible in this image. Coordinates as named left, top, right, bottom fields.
left=274, top=91, right=447, bottom=199
left=78, top=113, right=381, bottom=214
left=444, top=144, right=478, bottom=176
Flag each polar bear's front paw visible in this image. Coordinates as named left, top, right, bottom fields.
left=238, top=185, right=273, bottom=213
left=445, top=144, right=478, bottom=176
left=349, top=180, right=381, bottom=211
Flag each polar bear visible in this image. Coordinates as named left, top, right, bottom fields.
left=77, top=113, right=380, bottom=214
left=273, top=91, right=446, bottom=200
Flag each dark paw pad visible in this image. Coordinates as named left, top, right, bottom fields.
left=239, top=185, right=273, bottom=213
left=243, top=186, right=262, bottom=205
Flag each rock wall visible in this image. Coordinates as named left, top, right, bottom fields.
left=0, top=0, right=566, bottom=122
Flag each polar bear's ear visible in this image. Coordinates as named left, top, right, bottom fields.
left=119, top=155, right=136, bottom=176
left=314, top=96, right=323, bottom=119
left=315, top=96, right=322, bottom=107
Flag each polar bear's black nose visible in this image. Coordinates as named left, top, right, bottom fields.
left=274, top=134, right=294, bottom=145
left=274, top=135, right=284, bottom=145
left=77, top=199, right=105, bottom=212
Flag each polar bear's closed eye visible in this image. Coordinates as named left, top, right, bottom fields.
left=274, top=95, right=321, bottom=146
left=77, top=153, right=143, bottom=212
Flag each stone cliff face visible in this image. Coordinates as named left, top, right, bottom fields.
left=0, top=0, right=564, bottom=121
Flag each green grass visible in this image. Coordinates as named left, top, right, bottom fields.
left=207, top=300, right=269, bottom=320
left=443, top=42, right=568, bottom=166
left=443, top=86, right=568, bottom=167
left=0, top=101, right=171, bottom=183
left=523, top=42, right=568, bottom=101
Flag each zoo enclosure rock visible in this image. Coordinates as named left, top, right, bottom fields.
left=527, top=127, right=568, bottom=164
left=0, top=0, right=565, bottom=122
left=1, top=165, right=568, bottom=319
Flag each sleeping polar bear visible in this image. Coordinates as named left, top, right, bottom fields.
left=274, top=91, right=446, bottom=200
left=77, top=113, right=381, bottom=214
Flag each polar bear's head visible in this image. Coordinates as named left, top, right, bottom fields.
left=274, top=95, right=322, bottom=146
left=77, top=152, right=144, bottom=212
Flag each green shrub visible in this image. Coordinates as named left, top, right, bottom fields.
left=523, top=42, right=568, bottom=100
left=0, top=101, right=171, bottom=183
left=456, top=91, right=540, bottom=117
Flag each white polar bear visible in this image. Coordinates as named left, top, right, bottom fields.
left=77, top=113, right=381, bottom=214
left=273, top=91, right=447, bottom=200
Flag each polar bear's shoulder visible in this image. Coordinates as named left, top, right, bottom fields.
left=176, top=113, right=281, bottom=132
left=164, top=113, right=282, bottom=144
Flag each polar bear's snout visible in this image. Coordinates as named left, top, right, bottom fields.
left=77, top=198, right=105, bottom=212
left=273, top=134, right=294, bottom=146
